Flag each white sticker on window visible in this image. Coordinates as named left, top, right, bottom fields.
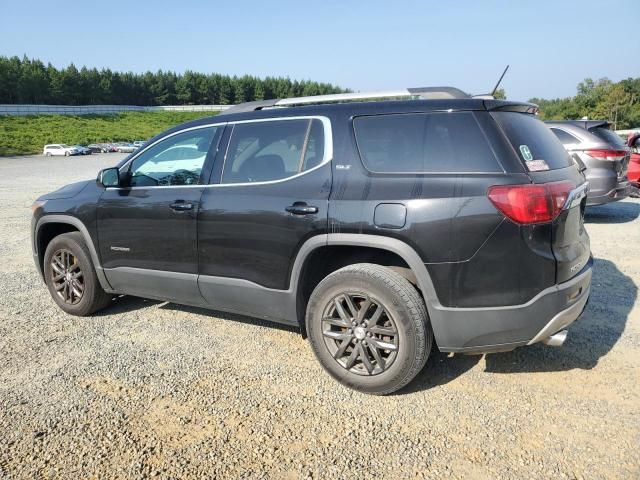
left=519, top=145, right=533, bottom=161
left=525, top=159, right=550, bottom=171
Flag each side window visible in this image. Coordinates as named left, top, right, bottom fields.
left=551, top=128, right=579, bottom=145
left=353, top=112, right=501, bottom=173
left=128, top=126, right=219, bottom=187
left=222, top=119, right=325, bottom=184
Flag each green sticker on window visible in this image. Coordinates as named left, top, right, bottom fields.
left=519, top=145, right=533, bottom=161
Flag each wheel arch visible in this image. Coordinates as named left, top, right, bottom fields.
left=292, top=234, right=441, bottom=336
left=35, top=215, right=113, bottom=291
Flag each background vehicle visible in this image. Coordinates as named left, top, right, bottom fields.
left=32, top=88, right=592, bottom=394
left=546, top=120, right=630, bottom=205
left=627, top=132, right=640, bottom=196
left=71, top=145, right=92, bottom=155
left=87, top=144, right=108, bottom=153
left=42, top=144, right=79, bottom=156
left=115, top=143, right=137, bottom=153
left=132, top=140, right=147, bottom=148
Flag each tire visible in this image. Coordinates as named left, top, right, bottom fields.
left=630, top=185, right=640, bottom=198
left=306, top=263, right=433, bottom=395
left=45, top=152, right=51, bottom=157
left=65, top=151, right=70, bottom=156
left=43, top=232, right=112, bottom=316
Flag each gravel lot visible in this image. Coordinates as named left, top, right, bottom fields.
left=0, top=154, right=638, bottom=479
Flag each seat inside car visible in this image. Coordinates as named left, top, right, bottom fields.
left=238, top=154, right=285, bottom=182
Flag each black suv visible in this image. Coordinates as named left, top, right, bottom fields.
left=31, top=88, right=593, bottom=394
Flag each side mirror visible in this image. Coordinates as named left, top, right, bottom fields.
left=97, top=167, right=120, bottom=187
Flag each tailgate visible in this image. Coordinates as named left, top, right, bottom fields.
left=490, top=111, right=591, bottom=284
left=528, top=167, right=591, bottom=283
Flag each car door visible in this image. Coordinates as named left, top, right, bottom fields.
left=97, top=123, right=225, bottom=304
left=197, top=116, right=332, bottom=322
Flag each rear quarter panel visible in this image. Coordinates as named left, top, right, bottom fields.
left=328, top=112, right=556, bottom=308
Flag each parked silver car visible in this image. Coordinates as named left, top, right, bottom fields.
left=546, top=120, right=630, bottom=205
left=115, top=143, right=137, bottom=153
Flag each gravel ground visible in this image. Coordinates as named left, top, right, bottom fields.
left=0, top=154, right=638, bottom=479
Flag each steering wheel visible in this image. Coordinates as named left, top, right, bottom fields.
left=171, top=169, right=200, bottom=185
left=130, top=172, right=160, bottom=186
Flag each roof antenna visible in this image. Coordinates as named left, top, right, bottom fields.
left=491, top=65, right=509, bottom=97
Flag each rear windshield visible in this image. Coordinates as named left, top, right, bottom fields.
left=492, top=112, right=572, bottom=170
left=353, top=111, right=501, bottom=173
left=590, top=127, right=627, bottom=148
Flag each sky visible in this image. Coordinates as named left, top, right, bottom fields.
left=1, top=0, right=638, bottom=101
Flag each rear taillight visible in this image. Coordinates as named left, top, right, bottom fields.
left=487, top=181, right=575, bottom=224
left=585, top=149, right=627, bottom=161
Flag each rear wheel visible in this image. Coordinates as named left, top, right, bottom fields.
left=306, top=263, right=432, bottom=395
left=45, top=152, right=51, bottom=157
left=43, top=232, right=112, bottom=316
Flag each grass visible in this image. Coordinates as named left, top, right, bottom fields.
left=0, top=111, right=219, bottom=156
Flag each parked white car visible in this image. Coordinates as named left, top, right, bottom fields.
left=43, top=144, right=80, bottom=156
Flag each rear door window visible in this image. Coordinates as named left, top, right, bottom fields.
left=353, top=112, right=501, bottom=173
left=550, top=128, right=580, bottom=145
left=492, top=112, right=572, bottom=170
left=222, top=118, right=325, bottom=184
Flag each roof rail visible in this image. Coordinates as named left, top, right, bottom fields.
left=220, top=86, right=470, bottom=115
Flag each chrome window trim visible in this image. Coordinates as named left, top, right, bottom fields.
left=109, top=115, right=332, bottom=190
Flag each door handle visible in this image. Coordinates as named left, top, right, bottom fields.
left=285, top=202, right=318, bottom=215
left=170, top=201, right=194, bottom=211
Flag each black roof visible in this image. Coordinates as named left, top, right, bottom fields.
left=116, top=98, right=537, bottom=168
left=178, top=98, right=536, bottom=129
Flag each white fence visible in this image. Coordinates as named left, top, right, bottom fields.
left=0, top=104, right=232, bottom=116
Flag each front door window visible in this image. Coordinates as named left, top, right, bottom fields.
left=128, top=126, right=220, bottom=187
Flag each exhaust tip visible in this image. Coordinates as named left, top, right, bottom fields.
left=542, top=330, right=568, bottom=347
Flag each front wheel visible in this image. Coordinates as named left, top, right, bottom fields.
left=64, top=151, right=70, bottom=156
left=306, top=263, right=433, bottom=395
left=43, top=232, right=112, bottom=316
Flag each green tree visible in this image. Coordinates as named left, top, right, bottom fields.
left=0, top=55, right=348, bottom=106
left=493, top=88, right=506, bottom=100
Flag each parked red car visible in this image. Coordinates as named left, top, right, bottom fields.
left=627, top=132, right=640, bottom=196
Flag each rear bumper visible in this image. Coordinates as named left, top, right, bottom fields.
left=430, top=260, right=592, bottom=354
left=585, top=168, right=629, bottom=206
left=586, top=180, right=630, bottom=206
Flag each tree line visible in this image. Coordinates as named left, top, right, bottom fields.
left=2, top=56, right=638, bottom=128
left=0, top=55, right=348, bottom=106
left=529, top=77, right=640, bottom=130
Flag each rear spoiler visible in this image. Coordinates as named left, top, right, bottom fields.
left=545, top=119, right=611, bottom=130
left=483, top=100, right=539, bottom=114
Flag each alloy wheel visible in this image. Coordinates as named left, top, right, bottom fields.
left=50, top=249, right=84, bottom=305
left=321, top=293, right=399, bottom=376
